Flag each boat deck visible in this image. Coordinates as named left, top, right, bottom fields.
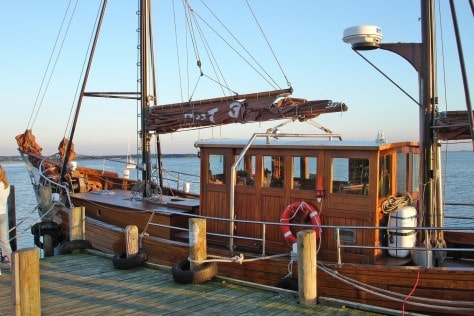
left=0, top=251, right=383, bottom=315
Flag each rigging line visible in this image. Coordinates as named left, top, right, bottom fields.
left=190, top=4, right=279, bottom=90
left=172, top=0, right=184, bottom=103
left=183, top=1, right=206, bottom=100
left=184, top=1, right=228, bottom=97
left=183, top=1, right=202, bottom=69
left=199, top=0, right=281, bottom=89
left=202, top=74, right=238, bottom=95
left=436, top=0, right=451, bottom=196
left=245, top=0, right=291, bottom=88
left=63, top=1, right=104, bottom=141
left=354, top=50, right=420, bottom=107
left=28, top=0, right=78, bottom=130
left=436, top=0, right=448, bottom=114
left=188, top=8, right=229, bottom=96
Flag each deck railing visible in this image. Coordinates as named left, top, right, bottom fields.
left=148, top=209, right=474, bottom=267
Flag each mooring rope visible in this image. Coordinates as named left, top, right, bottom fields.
left=188, top=252, right=289, bottom=265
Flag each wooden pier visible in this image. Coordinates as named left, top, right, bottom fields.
left=0, top=251, right=385, bottom=315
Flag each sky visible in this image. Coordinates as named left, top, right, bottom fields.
left=1, top=0, right=472, bottom=156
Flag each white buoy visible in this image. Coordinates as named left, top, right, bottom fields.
left=388, top=206, right=417, bottom=258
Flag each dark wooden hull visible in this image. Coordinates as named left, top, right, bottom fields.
left=51, top=204, right=474, bottom=315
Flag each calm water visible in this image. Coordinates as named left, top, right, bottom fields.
left=2, top=151, right=473, bottom=249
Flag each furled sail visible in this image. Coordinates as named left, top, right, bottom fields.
left=145, top=88, right=347, bottom=133
left=435, top=111, right=474, bottom=141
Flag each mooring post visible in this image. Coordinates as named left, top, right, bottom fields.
left=297, top=229, right=317, bottom=306
left=69, top=207, right=85, bottom=255
left=39, top=185, right=55, bottom=256
left=189, top=218, right=206, bottom=270
left=70, top=206, right=85, bottom=240
left=11, top=247, right=41, bottom=315
left=7, top=185, right=17, bottom=252
left=125, top=225, right=139, bottom=257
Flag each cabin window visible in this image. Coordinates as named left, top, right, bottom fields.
left=397, top=152, right=408, bottom=194
left=208, top=154, right=225, bottom=184
left=263, top=155, right=284, bottom=188
left=331, top=157, right=369, bottom=195
left=235, top=155, right=255, bottom=187
left=293, top=156, right=317, bottom=190
left=379, top=155, right=392, bottom=198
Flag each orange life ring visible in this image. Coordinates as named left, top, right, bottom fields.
left=280, top=201, right=321, bottom=246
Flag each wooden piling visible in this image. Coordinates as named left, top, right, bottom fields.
left=7, top=185, right=17, bottom=252
left=39, top=186, right=54, bottom=256
left=189, top=218, right=206, bottom=270
left=70, top=206, right=85, bottom=240
left=12, top=247, right=41, bottom=316
left=297, top=230, right=317, bottom=306
left=125, top=225, right=139, bottom=256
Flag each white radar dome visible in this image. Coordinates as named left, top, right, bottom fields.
left=342, top=25, right=383, bottom=50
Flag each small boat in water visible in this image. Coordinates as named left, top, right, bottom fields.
left=15, top=1, right=474, bottom=314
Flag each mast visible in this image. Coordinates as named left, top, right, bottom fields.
left=419, top=0, right=437, bottom=233
left=140, top=0, right=152, bottom=197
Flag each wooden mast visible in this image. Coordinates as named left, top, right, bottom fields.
left=419, top=0, right=438, bottom=236
left=140, top=0, right=152, bottom=197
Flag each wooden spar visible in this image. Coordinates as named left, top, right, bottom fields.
left=59, top=1, right=108, bottom=183
left=140, top=0, right=152, bottom=195
left=155, top=88, right=293, bottom=108
left=145, top=88, right=347, bottom=133
left=419, top=0, right=436, bottom=232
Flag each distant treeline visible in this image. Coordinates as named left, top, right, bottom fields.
left=0, top=154, right=197, bottom=163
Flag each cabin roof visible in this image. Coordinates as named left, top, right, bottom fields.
left=195, top=137, right=418, bottom=152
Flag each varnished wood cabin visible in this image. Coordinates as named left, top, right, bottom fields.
left=195, top=135, right=420, bottom=264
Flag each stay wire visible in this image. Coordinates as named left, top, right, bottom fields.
left=245, top=0, right=291, bottom=88
left=172, top=0, right=184, bottom=103
left=185, top=1, right=229, bottom=97
left=200, top=0, right=281, bottom=90
left=354, top=50, right=420, bottom=107
left=64, top=1, right=104, bottom=140
left=190, top=2, right=279, bottom=91
left=28, top=0, right=78, bottom=130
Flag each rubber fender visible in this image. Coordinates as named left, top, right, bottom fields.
left=171, top=258, right=218, bottom=284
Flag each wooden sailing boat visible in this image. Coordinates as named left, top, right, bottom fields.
left=15, top=0, right=474, bottom=315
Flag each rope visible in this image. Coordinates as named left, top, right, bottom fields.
left=318, top=262, right=474, bottom=311
left=188, top=252, right=289, bottom=265
left=402, top=268, right=421, bottom=315
left=6, top=197, right=66, bottom=246
left=381, top=193, right=413, bottom=214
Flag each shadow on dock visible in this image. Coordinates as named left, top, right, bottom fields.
left=0, top=251, right=385, bottom=315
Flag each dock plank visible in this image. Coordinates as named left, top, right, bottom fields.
left=0, top=252, right=379, bottom=315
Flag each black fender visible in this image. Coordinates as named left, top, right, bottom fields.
left=59, top=239, right=93, bottom=255
left=171, top=258, right=218, bottom=284
left=112, top=248, right=148, bottom=270
left=276, top=276, right=298, bottom=291
left=30, top=221, right=62, bottom=249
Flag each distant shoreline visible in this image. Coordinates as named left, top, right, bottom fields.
left=0, top=154, right=198, bottom=163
